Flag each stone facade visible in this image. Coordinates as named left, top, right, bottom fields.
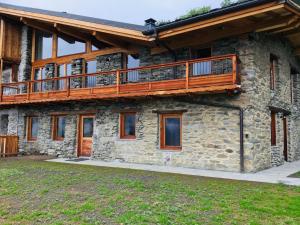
left=1, top=31, right=300, bottom=173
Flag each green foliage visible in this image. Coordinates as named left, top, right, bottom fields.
left=179, top=6, right=211, bottom=20
left=221, top=0, right=235, bottom=7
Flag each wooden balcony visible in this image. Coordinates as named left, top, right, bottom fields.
left=0, top=54, right=240, bottom=105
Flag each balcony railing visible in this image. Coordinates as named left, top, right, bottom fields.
left=0, top=54, right=239, bottom=105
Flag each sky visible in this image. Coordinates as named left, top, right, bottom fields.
left=0, top=0, right=223, bottom=25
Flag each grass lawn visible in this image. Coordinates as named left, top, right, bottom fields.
left=289, top=172, right=300, bottom=178
left=0, top=157, right=300, bottom=225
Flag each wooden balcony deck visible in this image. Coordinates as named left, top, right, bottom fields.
left=0, top=54, right=240, bottom=105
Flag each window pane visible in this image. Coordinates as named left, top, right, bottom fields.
left=86, top=60, right=97, bottom=87
left=127, top=55, right=140, bottom=82
left=31, top=117, right=38, bottom=139
left=92, top=45, right=99, bottom=51
left=66, top=64, right=72, bottom=76
left=57, top=65, right=65, bottom=90
left=35, top=30, right=53, bottom=60
left=57, top=37, right=85, bottom=57
left=165, top=118, right=180, bottom=146
left=57, top=117, right=66, bottom=138
left=83, top=118, right=93, bottom=137
left=124, top=114, right=135, bottom=136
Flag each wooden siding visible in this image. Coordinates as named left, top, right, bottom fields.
left=0, top=136, right=18, bottom=157
left=0, top=54, right=240, bottom=105
left=2, top=20, right=21, bottom=61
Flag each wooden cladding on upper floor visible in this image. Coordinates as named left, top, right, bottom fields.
left=0, top=19, right=22, bottom=61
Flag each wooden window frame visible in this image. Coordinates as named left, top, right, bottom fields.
left=271, top=112, right=276, bottom=146
left=270, top=54, right=278, bottom=90
left=52, top=115, right=66, bottom=141
left=27, top=116, right=38, bottom=141
left=160, top=113, right=182, bottom=151
left=120, top=112, right=136, bottom=139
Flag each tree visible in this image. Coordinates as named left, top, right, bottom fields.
left=221, top=0, right=235, bottom=7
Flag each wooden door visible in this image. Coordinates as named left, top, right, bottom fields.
left=78, top=115, right=95, bottom=157
left=283, top=117, right=288, bottom=161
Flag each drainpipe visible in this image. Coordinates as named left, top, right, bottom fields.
left=144, top=18, right=178, bottom=61
left=177, top=99, right=245, bottom=173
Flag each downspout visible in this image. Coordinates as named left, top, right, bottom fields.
left=177, top=99, right=245, bottom=172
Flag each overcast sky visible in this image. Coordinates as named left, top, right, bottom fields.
left=1, top=0, right=223, bottom=25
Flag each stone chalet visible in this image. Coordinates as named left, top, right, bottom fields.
left=0, top=0, right=300, bottom=172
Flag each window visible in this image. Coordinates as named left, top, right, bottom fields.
left=160, top=114, right=182, bottom=150
left=2, top=62, right=18, bottom=83
left=57, top=64, right=66, bottom=90
left=85, top=60, right=97, bottom=87
left=83, top=117, right=94, bottom=137
left=120, top=112, right=136, bottom=139
left=27, top=116, right=38, bottom=141
left=52, top=116, right=66, bottom=140
left=123, top=55, right=140, bottom=83
left=191, top=48, right=212, bottom=76
left=270, top=54, right=278, bottom=90
left=271, top=112, right=276, bottom=146
left=33, top=67, right=46, bottom=92
left=35, top=30, right=53, bottom=60
left=57, top=36, right=85, bottom=57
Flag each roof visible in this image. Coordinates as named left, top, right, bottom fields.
left=149, top=0, right=300, bottom=33
left=0, top=2, right=145, bottom=31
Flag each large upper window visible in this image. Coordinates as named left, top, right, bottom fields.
left=57, top=37, right=85, bottom=57
left=160, top=114, right=182, bottom=150
left=35, top=30, right=53, bottom=60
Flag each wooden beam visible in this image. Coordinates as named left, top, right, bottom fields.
left=256, top=15, right=298, bottom=32
left=32, top=47, right=130, bottom=67
left=0, top=19, right=4, bottom=58
left=270, top=20, right=300, bottom=34
left=93, top=32, right=138, bottom=54
left=55, top=24, right=91, bottom=42
left=21, top=17, right=56, bottom=33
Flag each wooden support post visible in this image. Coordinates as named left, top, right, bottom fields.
left=52, top=33, right=58, bottom=58
left=232, top=55, right=237, bottom=84
left=185, top=62, right=189, bottom=89
left=31, top=29, right=36, bottom=63
left=27, top=81, right=31, bottom=100
left=0, top=19, right=4, bottom=102
left=116, top=70, right=120, bottom=94
left=0, top=59, right=3, bottom=102
left=67, top=77, right=70, bottom=97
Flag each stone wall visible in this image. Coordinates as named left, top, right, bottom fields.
left=14, top=98, right=241, bottom=172
left=0, top=108, right=18, bottom=136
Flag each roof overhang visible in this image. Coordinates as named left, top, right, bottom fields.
left=0, top=5, right=150, bottom=43
left=149, top=0, right=300, bottom=57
